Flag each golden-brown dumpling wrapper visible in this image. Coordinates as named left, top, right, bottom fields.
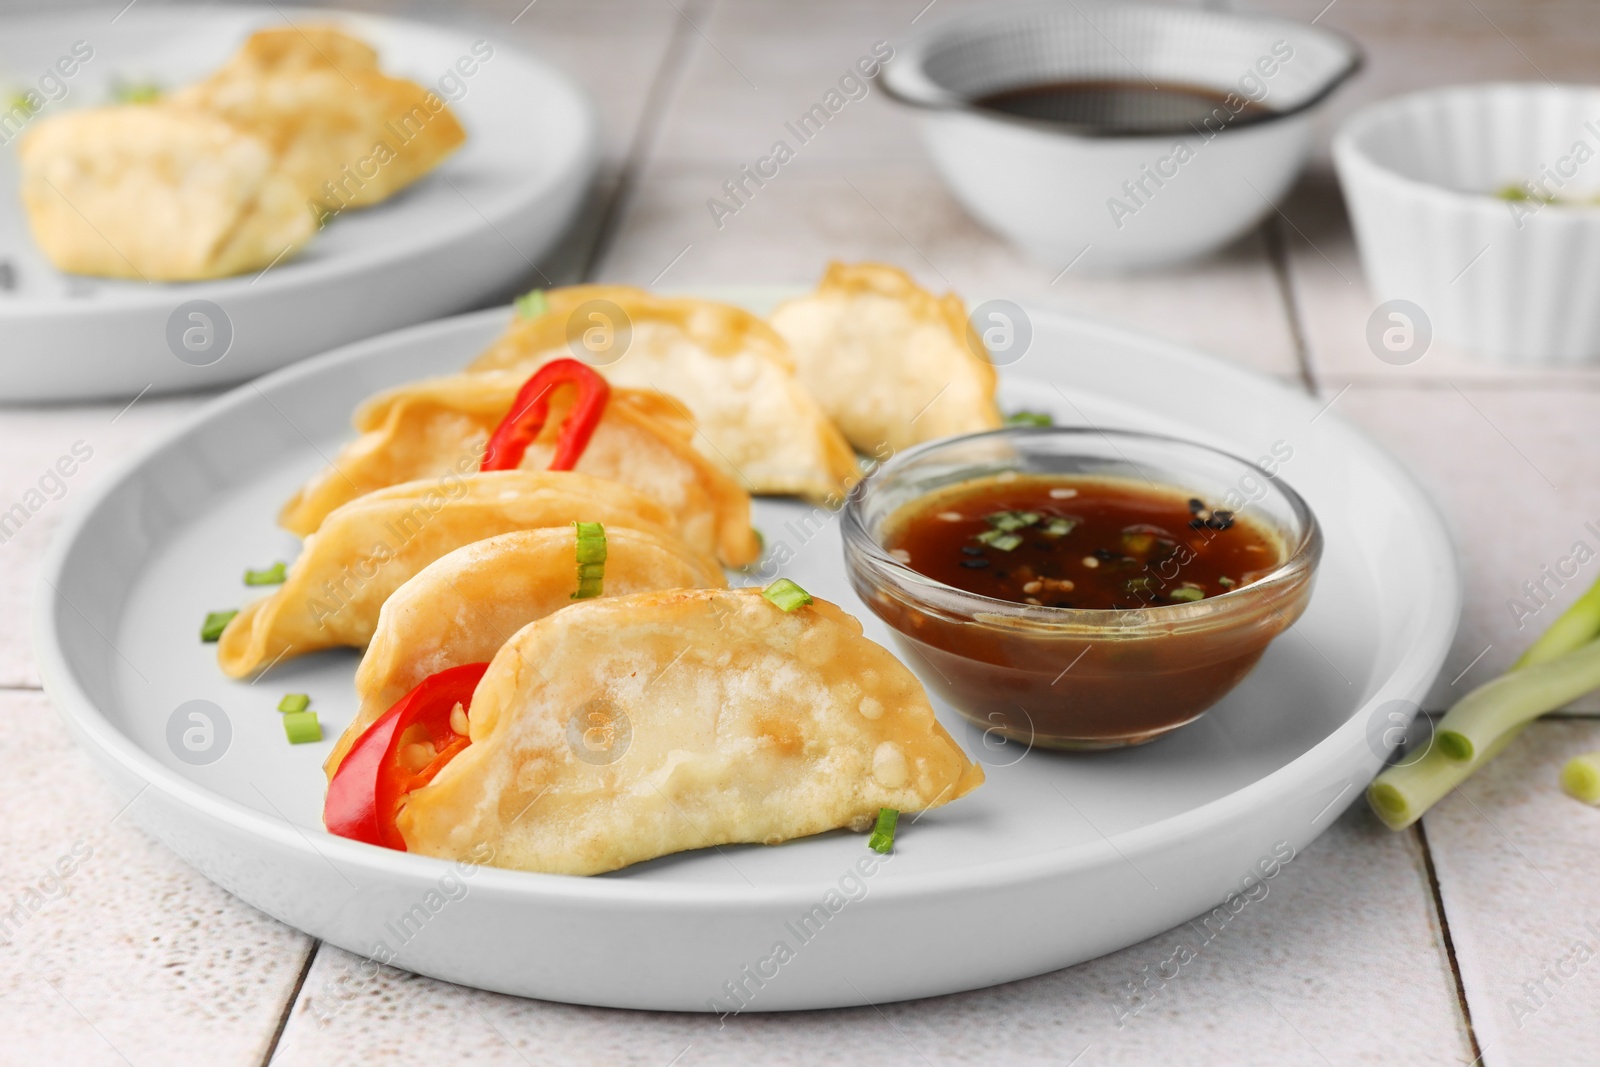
left=217, top=471, right=692, bottom=678
left=328, top=525, right=727, bottom=777
left=769, top=262, right=1002, bottom=453
left=399, top=588, right=985, bottom=875
left=17, top=106, right=314, bottom=280
left=168, top=26, right=465, bottom=209
left=278, top=374, right=759, bottom=567
left=468, top=286, right=859, bottom=501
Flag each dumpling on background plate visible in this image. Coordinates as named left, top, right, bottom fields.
left=769, top=261, right=1002, bottom=454
left=327, top=524, right=727, bottom=777
left=468, top=285, right=860, bottom=502
left=369, top=587, right=984, bottom=874
left=17, top=106, right=314, bottom=280
left=216, top=471, right=698, bottom=678
left=168, top=25, right=466, bottom=210
left=277, top=370, right=760, bottom=567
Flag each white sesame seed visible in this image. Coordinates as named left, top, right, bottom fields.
left=1049, top=487, right=1078, bottom=499
left=1082, top=556, right=1099, bottom=568
left=890, top=548, right=912, bottom=563
left=937, top=511, right=963, bottom=522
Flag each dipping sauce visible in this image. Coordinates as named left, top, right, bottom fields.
left=885, top=474, right=1282, bottom=610
left=973, top=80, right=1271, bottom=134
left=853, top=469, right=1315, bottom=749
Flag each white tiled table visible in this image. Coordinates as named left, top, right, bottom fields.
left=4, top=1, right=1599, bottom=1064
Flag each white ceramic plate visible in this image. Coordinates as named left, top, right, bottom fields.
left=0, top=5, right=597, bottom=401
left=35, top=295, right=1461, bottom=1011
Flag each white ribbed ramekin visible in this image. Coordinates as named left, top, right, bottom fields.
left=1334, top=84, right=1600, bottom=365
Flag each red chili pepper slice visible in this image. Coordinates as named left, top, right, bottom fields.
left=325, top=662, right=489, bottom=850
left=480, top=358, right=610, bottom=473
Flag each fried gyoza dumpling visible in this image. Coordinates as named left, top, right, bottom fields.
left=17, top=106, right=315, bottom=280
left=217, top=471, right=697, bottom=678
left=328, top=525, right=727, bottom=777
left=398, top=587, right=985, bottom=875
left=168, top=26, right=465, bottom=209
left=278, top=373, right=760, bottom=567
left=468, top=286, right=859, bottom=501
left=769, top=262, right=1002, bottom=453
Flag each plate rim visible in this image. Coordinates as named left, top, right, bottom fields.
left=34, top=299, right=1463, bottom=907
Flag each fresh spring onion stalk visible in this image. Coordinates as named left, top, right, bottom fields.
left=1561, top=751, right=1600, bottom=805
left=762, top=578, right=812, bottom=612
left=277, top=693, right=310, bottom=714
left=1435, top=639, right=1600, bottom=762
left=571, top=522, right=607, bottom=600
left=1368, top=573, right=1600, bottom=829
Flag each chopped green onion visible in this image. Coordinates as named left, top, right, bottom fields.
left=762, top=578, right=812, bottom=612
left=1561, top=751, right=1600, bottom=805
left=1122, top=531, right=1156, bottom=555
left=1042, top=517, right=1077, bottom=537
left=974, top=529, right=1022, bottom=551
left=1168, top=586, right=1204, bottom=602
left=277, top=693, right=310, bottom=714
left=514, top=288, right=550, bottom=319
left=200, top=610, right=237, bottom=642
left=1005, top=411, right=1053, bottom=427
left=571, top=521, right=607, bottom=600
left=868, top=807, right=899, bottom=853
left=7, top=92, right=36, bottom=116
left=244, top=561, right=287, bottom=586
left=987, top=510, right=1040, bottom=532
left=111, top=79, right=161, bottom=104
left=282, top=711, right=321, bottom=744
left=1218, top=576, right=1236, bottom=589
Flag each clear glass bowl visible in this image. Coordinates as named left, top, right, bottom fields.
left=841, top=427, right=1322, bottom=749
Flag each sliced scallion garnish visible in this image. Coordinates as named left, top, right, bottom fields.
left=973, top=530, right=1022, bottom=551
left=762, top=578, right=812, bottom=612
left=200, top=610, right=237, bottom=642
left=1042, top=518, right=1077, bottom=537
left=868, top=807, right=899, bottom=853
left=282, top=711, right=321, bottom=744
left=1169, top=586, right=1204, bottom=602
left=987, top=510, right=1041, bottom=532
left=1005, top=411, right=1053, bottom=427
left=244, top=561, right=287, bottom=586
left=572, top=522, right=607, bottom=600
left=277, top=693, right=310, bottom=714
left=514, top=288, right=550, bottom=319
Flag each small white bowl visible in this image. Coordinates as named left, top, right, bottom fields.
left=882, top=1, right=1360, bottom=270
left=1335, top=84, right=1600, bottom=365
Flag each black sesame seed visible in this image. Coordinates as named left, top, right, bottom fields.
left=1188, top=498, right=1204, bottom=513
left=1092, top=548, right=1119, bottom=561
left=960, top=558, right=990, bottom=569
left=960, top=545, right=984, bottom=556
left=995, top=570, right=1009, bottom=580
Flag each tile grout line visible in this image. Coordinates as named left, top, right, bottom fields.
left=1262, top=216, right=1319, bottom=397
left=575, top=0, right=710, bottom=281
left=1414, top=820, right=1485, bottom=1065
left=256, top=939, right=321, bottom=1067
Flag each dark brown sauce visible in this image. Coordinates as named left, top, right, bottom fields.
left=885, top=475, right=1281, bottom=611
left=972, top=80, right=1271, bottom=133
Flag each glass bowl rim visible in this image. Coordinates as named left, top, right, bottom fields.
left=840, top=425, right=1322, bottom=625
